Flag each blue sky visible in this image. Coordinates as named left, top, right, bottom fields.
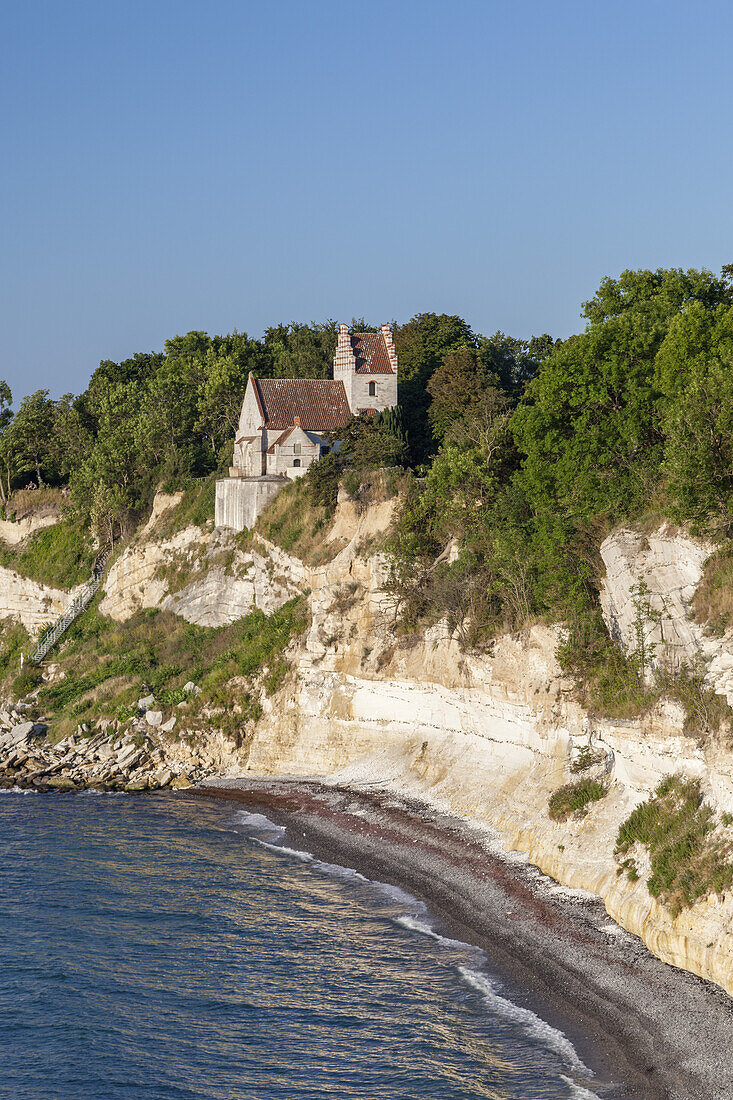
left=2, top=0, right=732, bottom=398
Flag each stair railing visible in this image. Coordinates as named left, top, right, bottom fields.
left=29, top=543, right=113, bottom=664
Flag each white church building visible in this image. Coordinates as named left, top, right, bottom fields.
left=215, top=323, right=398, bottom=530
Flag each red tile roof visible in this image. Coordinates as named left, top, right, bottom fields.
left=351, top=332, right=394, bottom=374
left=253, top=378, right=352, bottom=431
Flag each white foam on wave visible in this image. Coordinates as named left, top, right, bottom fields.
left=254, top=838, right=429, bottom=906
left=257, top=839, right=315, bottom=862
left=231, top=810, right=286, bottom=837
left=559, top=1075, right=602, bottom=1099
left=374, top=881, right=425, bottom=908
left=396, top=913, right=483, bottom=954
left=458, top=966, right=592, bottom=1077
left=0, top=786, right=38, bottom=794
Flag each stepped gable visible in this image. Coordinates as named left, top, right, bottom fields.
left=351, top=332, right=394, bottom=374
left=252, top=378, right=351, bottom=431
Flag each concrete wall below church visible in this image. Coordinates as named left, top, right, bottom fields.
left=215, top=476, right=288, bottom=532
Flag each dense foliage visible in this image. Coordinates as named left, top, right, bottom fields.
left=3, top=266, right=733, bottom=656
left=388, top=266, right=733, bottom=646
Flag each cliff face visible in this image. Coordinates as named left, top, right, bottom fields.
left=99, top=524, right=306, bottom=626
left=600, top=525, right=733, bottom=705
left=0, top=566, right=80, bottom=633
left=241, top=509, right=733, bottom=997
left=3, top=493, right=733, bottom=996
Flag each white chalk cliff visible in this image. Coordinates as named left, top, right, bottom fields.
left=4, top=494, right=733, bottom=995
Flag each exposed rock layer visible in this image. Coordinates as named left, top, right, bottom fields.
left=3, top=493, right=733, bottom=998
left=0, top=566, right=79, bottom=633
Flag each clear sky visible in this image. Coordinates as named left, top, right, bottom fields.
left=2, top=0, right=732, bottom=398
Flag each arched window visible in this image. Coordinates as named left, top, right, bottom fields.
left=368, top=381, right=376, bottom=396
left=293, top=458, right=301, bottom=468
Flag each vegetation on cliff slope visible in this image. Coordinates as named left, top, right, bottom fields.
left=2, top=268, right=733, bottom=729
left=616, top=776, right=733, bottom=916
left=0, top=520, right=95, bottom=589
left=548, top=778, right=607, bottom=822
left=0, top=596, right=309, bottom=742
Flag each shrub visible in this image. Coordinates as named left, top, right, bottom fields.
left=548, top=778, right=606, bottom=822
left=12, top=665, right=43, bottom=698
left=557, top=611, right=657, bottom=719
left=0, top=620, right=30, bottom=679
left=616, top=776, right=733, bottom=915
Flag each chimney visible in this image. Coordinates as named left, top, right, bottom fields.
left=381, top=322, right=398, bottom=372
left=294, top=416, right=301, bottom=427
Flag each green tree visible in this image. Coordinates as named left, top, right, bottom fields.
left=394, top=312, right=477, bottom=463
left=196, top=340, right=265, bottom=459
left=427, top=346, right=502, bottom=443
left=0, top=381, right=13, bottom=504
left=9, top=390, right=58, bottom=486
left=655, top=300, right=733, bottom=527
left=335, top=410, right=409, bottom=473
left=263, top=322, right=338, bottom=379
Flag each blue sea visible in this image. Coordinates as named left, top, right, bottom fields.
left=0, top=790, right=621, bottom=1100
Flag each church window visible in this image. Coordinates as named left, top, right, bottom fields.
left=368, top=381, right=376, bottom=396
left=293, top=459, right=301, bottom=467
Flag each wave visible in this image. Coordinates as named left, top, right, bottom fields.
left=253, top=838, right=433, bottom=907
left=256, top=839, right=314, bottom=861
left=458, top=966, right=592, bottom=1077
left=0, top=786, right=38, bottom=794
left=395, top=913, right=483, bottom=954
left=559, top=1076, right=603, bottom=1099
left=373, top=881, right=425, bottom=908
left=231, top=810, right=286, bottom=837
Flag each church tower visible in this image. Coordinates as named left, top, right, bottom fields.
left=332, top=322, right=398, bottom=414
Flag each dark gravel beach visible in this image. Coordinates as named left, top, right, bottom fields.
left=200, top=777, right=733, bottom=1100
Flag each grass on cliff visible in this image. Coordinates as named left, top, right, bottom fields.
left=0, top=519, right=95, bottom=589
left=257, top=466, right=401, bottom=565
left=27, top=595, right=309, bottom=740
left=2, top=487, right=64, bottom=523
left=548, top=777, right=607, bottom=822
left=693, top=542, right=733, bottom=636
left=143, top=476, right=217, bottom=542
left=256, top=477, right=341, bottom=565
left=558, top=610, right=732, bottom=740
left=616, top=775, right=733, bottom=916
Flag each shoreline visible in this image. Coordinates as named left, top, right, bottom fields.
left=199, top=776, right=733, bottom=1100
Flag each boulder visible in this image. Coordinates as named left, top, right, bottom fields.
left=183, top=682, right=201, bottom=695
left=145, top=710, right=163, bottom=728
left=160, top=716, right=176, bottom=733
left=12, top=721, right=39, bottom=745
left=116, top=746, right=143, bottom=771
left=137, top=694, right=155, bottom=712
left=46, top=777, right=77, bottom=791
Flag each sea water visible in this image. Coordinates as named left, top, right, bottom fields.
left=0, top=791, right=622, bottom=1099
